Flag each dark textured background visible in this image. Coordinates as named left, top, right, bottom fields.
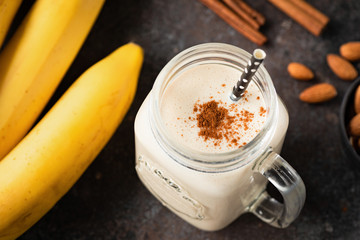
left=6, top=0, right=360, bottom=239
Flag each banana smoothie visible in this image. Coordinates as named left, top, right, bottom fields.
left=135, top=43, right=304, bottom=231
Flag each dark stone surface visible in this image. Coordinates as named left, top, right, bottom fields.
left=8, top=0, right=360, bottom=239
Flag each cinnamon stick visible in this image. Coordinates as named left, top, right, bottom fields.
left=199, top=0, right=267, bottom=45
left=290, top=0, right=329, bottom=26
left=268, top=0, right=328, bottom=36
left=231, top=0, right=266, bottom=26
left=223, top=0, right=262, bottom=30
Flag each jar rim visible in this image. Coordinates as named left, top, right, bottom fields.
left=150, top=43, right=278, bottom=172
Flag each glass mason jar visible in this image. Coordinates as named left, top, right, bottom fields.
left=134, top=43, right=305, bottom=231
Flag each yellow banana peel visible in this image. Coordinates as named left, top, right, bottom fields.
left=0, top=0, right=22, bottom=48
left=0, top=0, right=105, bottom=159
left=0, top=43, right=144, bottom=240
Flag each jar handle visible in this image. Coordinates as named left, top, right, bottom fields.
left=249, top=150, right=306, bottom=228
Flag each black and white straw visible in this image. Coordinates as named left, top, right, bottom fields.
left=230, top=49, right=266, bottom=101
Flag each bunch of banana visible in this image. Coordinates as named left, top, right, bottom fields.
left=0, top=0, right=105, bottom=159
left=0, top=43, right=144, bottom=239
left=0, top=0, right=22, bottom=48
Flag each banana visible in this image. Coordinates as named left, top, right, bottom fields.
left=0, top=0, right=105, bottom=160
left=0, top=0, right=22, bottom=48
left=0, top=43, right=144, bottom=240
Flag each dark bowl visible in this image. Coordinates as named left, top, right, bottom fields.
left=340, top=77, right=360, bottom=170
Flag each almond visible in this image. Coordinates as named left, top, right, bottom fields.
left=287, top=62, right=314, bottom=81
left=326, top=54, right=358, bottom=81
left=299, top=83, right=337, bottom=103
left=349, top=136, right=360, bottom=152
left=354, top=85, right=360, bottom=114
left=340, top=41, right=360, bottom=61
left=350, top=113, right=360, bottom=136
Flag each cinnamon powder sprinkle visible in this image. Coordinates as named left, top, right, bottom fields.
left=195, top=100, right=234, bottom=141
left=259, top=106, right=266, bottom=116
left=193, top=100, right=257, bottom=148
